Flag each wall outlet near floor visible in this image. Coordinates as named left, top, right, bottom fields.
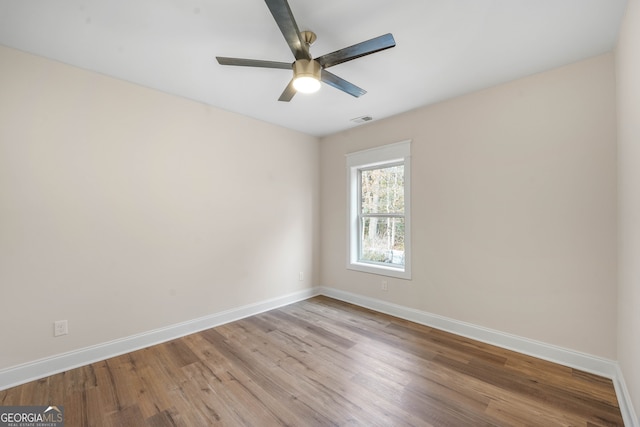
left=299, top=272, right=304, bottom=281
left=381, top=280, right=388, bottom=291
left=54, top=320, right=68, bottom=337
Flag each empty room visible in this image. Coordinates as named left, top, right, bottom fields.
left=1, top=0, right=639, bottom=425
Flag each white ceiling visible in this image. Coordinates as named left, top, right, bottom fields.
left=0, top=0, right=628, bottom=137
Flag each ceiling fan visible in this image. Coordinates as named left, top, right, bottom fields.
left=216, top=0, right=396, bottom=102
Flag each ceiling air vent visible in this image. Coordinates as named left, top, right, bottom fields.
left=350, top=115, right=373, bottom=124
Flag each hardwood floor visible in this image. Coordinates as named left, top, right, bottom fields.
left=0, top=296, right=624, bottom=426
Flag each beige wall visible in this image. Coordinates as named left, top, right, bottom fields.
left=617, top=0, right=640, bottom=418
left=0, top=45, right=319, bottom=370
left=320, top=54, right=618, bottom=359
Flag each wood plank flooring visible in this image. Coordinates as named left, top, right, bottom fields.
left=0, top=296, right=624, bottom=426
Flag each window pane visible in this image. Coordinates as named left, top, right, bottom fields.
left=360, top=216, right=405, bottom=266
left=361, top=165, right=404, bottom=214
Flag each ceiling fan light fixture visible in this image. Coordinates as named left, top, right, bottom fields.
left=293, top=76, right=321, bottom=93
left=292, top=59, right=321, bottom=94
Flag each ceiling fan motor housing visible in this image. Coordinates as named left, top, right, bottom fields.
left=293, top=59, right=321, bottom=80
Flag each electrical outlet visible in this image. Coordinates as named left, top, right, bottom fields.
left=299, top=272, right=304, bottom=281
left=381, top=280, right=388, bottom=291
left=54, top=320, right=68, bottom=337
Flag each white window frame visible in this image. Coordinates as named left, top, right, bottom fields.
left=346, top=140, right=411, bottom=280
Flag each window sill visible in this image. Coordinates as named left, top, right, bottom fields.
left=347, top=261, right=412, bottom=280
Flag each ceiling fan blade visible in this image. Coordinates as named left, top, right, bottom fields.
left=316, top=33, right=396, bottom=69
left=264, top=0, right=311, bottom=61
left=216, top=57, right=292, bottom=70
left=321, top=70, right=366, bottom=98
left=278, top=79, right=297, bottom=102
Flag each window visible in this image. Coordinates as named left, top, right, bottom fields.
left=346, top=140, right=411, bottom=279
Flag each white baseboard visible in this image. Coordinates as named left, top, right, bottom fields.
left=0, top=288, right=319, bottom=392
left=614, top=364, right=640, bottom=427
left=316, top=286, right=638, bottom=427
